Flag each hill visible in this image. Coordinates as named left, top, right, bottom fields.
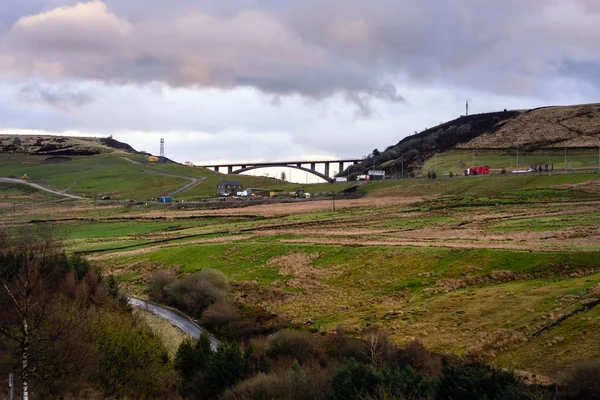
left=0, top=134, right=138, bottom=155
left=348, top=103, right=600, bottom=177
left=0, top=152, right=300, bottom=200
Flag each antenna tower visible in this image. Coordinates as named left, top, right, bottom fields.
left=160, top=138, right=165, bottom=157
left=466, top=100, right=469, bottom=116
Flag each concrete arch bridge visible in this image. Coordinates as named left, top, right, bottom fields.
left=200, top=159, right=363, bottom=183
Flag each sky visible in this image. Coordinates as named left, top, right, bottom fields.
left=1, top=0, right=600, bottom=182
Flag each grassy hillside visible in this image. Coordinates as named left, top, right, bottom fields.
left=0, top=153, right=304, bottom=200
left=349, top=103, right=600, bottom=178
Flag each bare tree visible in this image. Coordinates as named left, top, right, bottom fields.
left=0, top=229, right=66, bottom=400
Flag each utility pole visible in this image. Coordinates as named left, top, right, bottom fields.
left=401, top=155, right=404, bottom=180
left=564, top=146, right=567, bottom=172
left=516, top=146, right=519, bottom=171
left=9, top=372, right=14, bottom=400
left=332, top=192, right=336, bottom=211
left=434, top=150, right=437, bottom=172
left=472, top=147, right=475, bottom=167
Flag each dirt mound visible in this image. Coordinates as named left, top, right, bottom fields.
left=0, top=134, right=138, bottom=155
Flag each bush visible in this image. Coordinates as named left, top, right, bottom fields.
left=329, top=359, right=381, bottom=400
left=268, top=329, right=315, bottom=363
left=437, top=364, right=533, bottom=400
left=449, top=171, right=454, bottom=178
left=147, top=270, right=176, bottom=301
left=201, top=300, right=237, bottom=330
left=92, top=314, right=176, bottom=399
left=400, top=340, right=443, bottom=377
left=501, top=168, right=507, bottom=174
left=431, top=171, right=437, bottom=179
left=159, top=270, right=228, bottom=318
left=223, top=366, right=329, bottom=400
left=323, top=327, right=370, bottom=364
left=560, top=359, right=600, bottom=400
left=381, top=365, right=437, bottom=399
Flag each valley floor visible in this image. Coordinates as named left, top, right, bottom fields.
left=1, top=173, right=599, bottom=379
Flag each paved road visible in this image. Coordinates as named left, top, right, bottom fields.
left=128, top=297, right=219, bottom=350
left=0, top=177, right=87, bottom=200
left=120, top=157, right=204, bottom=196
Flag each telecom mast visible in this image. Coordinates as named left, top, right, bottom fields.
left=466, top=100, right=469, bottom=116
left=160, top=138, right=165, bottom=157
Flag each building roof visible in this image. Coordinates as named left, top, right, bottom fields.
left=218, top=180, right=242, bottom=186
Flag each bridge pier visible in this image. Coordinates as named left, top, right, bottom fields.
left=310, top=162, right=316, bottom=171
left=339, top=162, right=344, bottom=175
left=228, top=166, right=233, bottom=174
left=215, top=166, right=219, bottom=173
left=324, top=162, right=330, bottom=178
left=297, top=163, right=302, bottom=168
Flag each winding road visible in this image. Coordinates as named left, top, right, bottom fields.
left=120, top=157, right=204, bottom=196
left=0, top=177, right=86, bottom=200
left=128, top=297, right=219, bottom=350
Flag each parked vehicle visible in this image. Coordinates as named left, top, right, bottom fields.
left=466, top=166, right=490, bottom=175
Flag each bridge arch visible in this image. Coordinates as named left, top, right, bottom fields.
left=233, top=164, right=333, bottom=183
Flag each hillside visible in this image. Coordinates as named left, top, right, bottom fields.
left=0, top=152, right=300, bottom=200
left=349, top=103, right=600, bottom=177
left=0, top=134, right=138, bottom=155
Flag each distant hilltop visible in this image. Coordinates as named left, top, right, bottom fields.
left=348, top=103, right=600, bottom=176
left=0, top=134, right=138, bottom=156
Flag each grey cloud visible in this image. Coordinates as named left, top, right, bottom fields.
left=1, top=0, right=600, bottom=113
left=19, top=84, right=93, bottom=109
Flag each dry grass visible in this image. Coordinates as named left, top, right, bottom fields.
left=133, top=308, right=189, bottom=358
left=458, top=104, right=600, bottom=148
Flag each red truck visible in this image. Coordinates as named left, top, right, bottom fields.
left=466, top=166, right=490, bottom=175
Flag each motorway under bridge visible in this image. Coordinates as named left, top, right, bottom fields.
left=200, top=159, right=363, bottom=183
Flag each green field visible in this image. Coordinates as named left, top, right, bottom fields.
left=2, top=150, right=600, bottom=379
left=0, top=153, right=304, bottom=200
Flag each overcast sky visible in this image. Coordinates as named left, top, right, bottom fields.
left=1, top=0, right=600, bottom=178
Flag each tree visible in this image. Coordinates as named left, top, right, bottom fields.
left=0, top=229, right=68, bottom=400
left=372, top=149, right=380, bottom=157
left=281, top=171, right=287, bottom=181
left=204, top=343, right=247, bottom=398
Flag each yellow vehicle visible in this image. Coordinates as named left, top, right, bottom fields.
left=146, top=155, right=159, bottom=163
left=20, top=174, right=29, bottom=180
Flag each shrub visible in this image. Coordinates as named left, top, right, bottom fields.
left=381, top=365, right=437, bottom=399
left=147, top=270, right=176, bottom=302
left=400, top=340, right=443, bottom=376
left=501, top=168, right=507, bottom=174
left=449, top=171, right=454, bottom=178
left=162, top=272, right=227, bottom=317
left=268, top=329, right=315, bottom=363
left=431, top=171, right=437, bottom=179
left=329, top=359, right=381, bottom=400
left=201, top=300, right=237, bottom=330
left=323, top=327, right=370, bottom=364
left=223, top=365, right=329, bottom=400
left=199, top=268, right=228, bottom=291
left=437, top=364, right=533, bottom=400
left=92, top=314, right=176, bottom=399
left=560, top=359, right=600, bottom=400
